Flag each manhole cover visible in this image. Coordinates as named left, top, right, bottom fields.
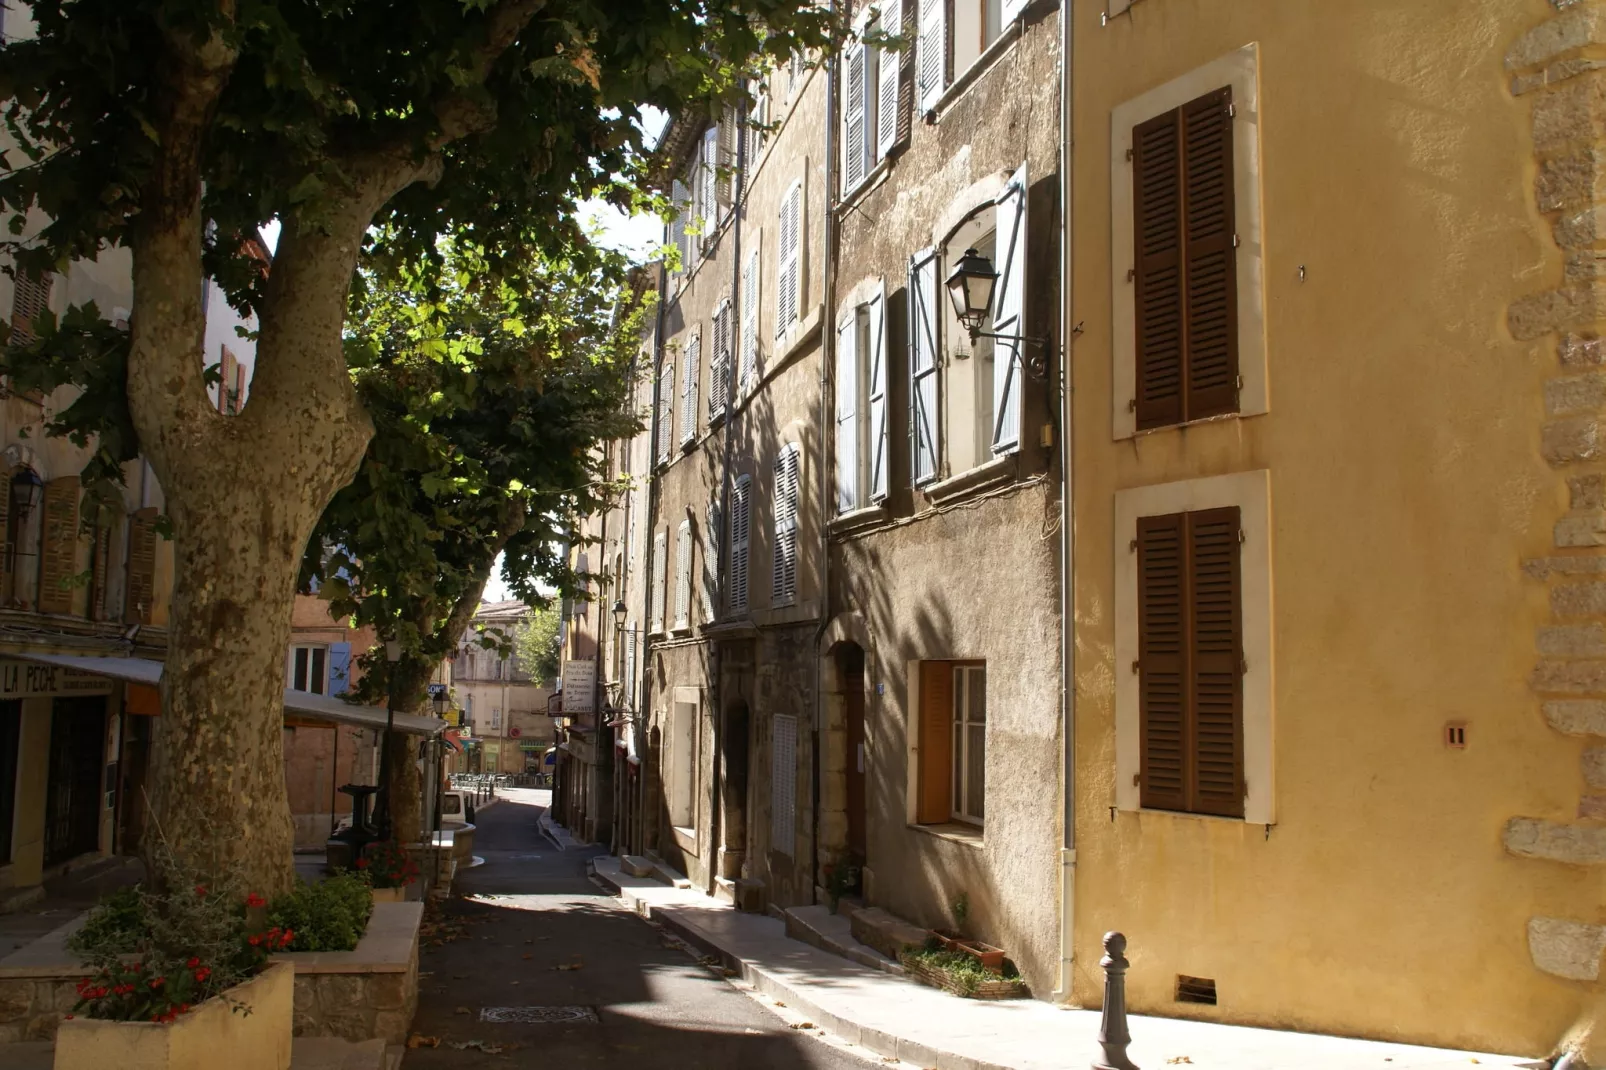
left=479, top=1006, right=599, bottom=1025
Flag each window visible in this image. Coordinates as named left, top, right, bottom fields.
left=710, top=301, right=731, bottom=421
left=728, top=475, right=752, bottom=614
left=650, top=529, right=668, bottom=634
left=916, top=0, right=1028, bottom=112
left=1114, top=470, right=1271, bottom=823
left=7, top=270, right=52, bottom=345
left=772, top=713, right=798, bottom=855
left=1112, top=46, right=1264, bottom=439
left=656, top=357, right=675, bottom=464
left=37, top=476, right=79, bottom=616
left=680, top=330, right=701, bottom=446
left=840, top=2, right=920, bottom=189
left=776, top=180, right=803, bottom=339
left=771, top=444, right=801, bottom=607
left=836, top=286, right=889, bottom=512
left=749, top=77, right=771, bottom=158
left=912, top=659, right=986, bottom=827
left=669, top=695, right=698, bottom=831
left=701, top=502, right=721, bottom=623
left=907, top=163, right=1027, bottom=486
left=289, top=645, right=329, bottom=695
left=669, top=179, right=692, bottom=278
left=741, top=247, right=761, bottom=391
left=698, top=125, right=719, bottom=242
left=674, top=518, right=692, bottom=629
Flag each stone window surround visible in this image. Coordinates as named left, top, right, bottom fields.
left=1113, top=468, right=1274, bottom=825
left=668, top=684, right=701, bottom=847
left=901, top=657, right=991, bottom=841
left=1109, top=43, right=1268, bottom=440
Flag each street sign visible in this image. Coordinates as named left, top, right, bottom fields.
left=560, top=658, right=596, bottom=714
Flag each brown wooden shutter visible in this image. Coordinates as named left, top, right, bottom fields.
left=8, top=273, right=53, bottom=345
left=90, top=518, right=113, bottom=621
left=1133, top=108, right=1185, bottom=430
left=1187, top=506, right=1244, bottom=817
left=916, top=660, right=954, bottom=823
left=37, top=477, right=79, bottom=616
left=0, top=468, right=12, bottom=603
left=1137, top=513, right=1187, bottom=811
left=125, top=507, right=158, bottom=626
left=896, top=0, right=917, bottom=147
left=1133, top=87, right=1239, bottom=430
left=1181, top=88, right=1238, bottom=422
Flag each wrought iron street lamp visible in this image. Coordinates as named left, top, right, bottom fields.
left=943, top=248, right=1053, bottom=380
left=431, top=688, right=450, bottom=718
left=612, top=599, right=628, bottom=632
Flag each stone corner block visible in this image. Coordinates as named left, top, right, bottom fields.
left=1545, top=416, right=1606, bottom=465
left=1504, top=815, right=1606, bottom=864
left=1529, top=915, right=1606, bottom=980
left=1532, top=657, right=1606, bottom=692
left=1540, top=623, right=1606, bottom=656
left=1548, top=371, right=1606, bottom=415
left=1572, top=472, right=1606, bottom=508
left=1546, top=698, right=1606, bottom=734
left=1557, top=514, right=1606, bottom=547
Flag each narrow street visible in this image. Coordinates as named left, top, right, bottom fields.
left=402, top=789, right=871, bottom=1069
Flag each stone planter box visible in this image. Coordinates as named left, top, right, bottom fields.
left=898, top=951, right=1030, bottom=1001
left=929, top=929, right=1007, bottom=974
left=369, top=886, right=406, bottom=904
left=53, top=959, right=292, bottom=1070
left=0, top=902, right=422, bottom=1049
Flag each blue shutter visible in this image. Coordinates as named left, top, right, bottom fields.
left=328, top=642, right=352, bottom=695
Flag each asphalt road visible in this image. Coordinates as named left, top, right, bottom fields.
left=402, top=789, right=873, bottom=1069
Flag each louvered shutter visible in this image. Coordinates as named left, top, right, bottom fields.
left=729, top=476, right=751, bottom=613
left=7, top=273, right=53, bottom=345
left=1188, top=506, right=1244, bottom=817
left=674, top=519, right=692, bottom=628
left=751, top=80, right=770, bottom=157
left=89, top=519, right=112, bottom=621
left=909, top=249, right=940, bottom=485
left=651, top=530, right=668, bottom=633
left=670, top=180, right=690, bottom=276
left=680, top=332, right=700, bottom=445
left=37, top=477, right=78, bottom=615
left=710, top=302, right=730, bottom=420
left=700, top=127, right=718, bottom=237
left=1001, top=0, right=1029, bottom=27
left=718, top=107, right=738, bottom=217
left=991, top=163, right=1027, bottom=454
left=772, top=445, right=800, bottom=606
left=624, top=628, right=637, bottom=706
left=0, top=469, right=12, bottom=601
left=656, top=361, right=675, bottom=462
left=916, top=0, right=946, bottom=114
left=1182, top=88, right=1239, bottom=421
left=1136, top=513, right=1186, bottom=812
left=125, top=507, right=158, bottom=625
left=1133, top=108, right=1184, bottom=430
left=876, top=0, right=903, bottom=160
left=844, top=41, right=868, bottom=193
left=1133, top=88, right=1239, bottom=430
left=777, top=183, right=802, bottom=338
left=741, top=246, right=760, bottom=391
left=701, top=502, right=721, bottom=623
left=916, top=660, right=954, bottom=823
left=328, top=642, right=352, bottom=695
left=867, top=287, right=889, bottom=501
left=896, top=1, right=917, bottom=145
left=835, top=311, right=859, bottom=514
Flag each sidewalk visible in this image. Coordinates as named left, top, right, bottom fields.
left=590, top=856, right=1543, bottom=1070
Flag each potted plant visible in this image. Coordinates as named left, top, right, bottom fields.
left=55, top=849, right=294, bottom=1070
left=357, top=839, right=419, bottom=903
left=928, top=892, right=1007, bottom=974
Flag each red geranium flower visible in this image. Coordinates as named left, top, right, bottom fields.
left=193, top=884, right=207, bottom=897
left=355, top=858, right=368, bottom=869
left=245, top=893, right=266, bottom=908
left=186, top=957, right=199, bottom=969
left=248, top=935, right=262, bottom=947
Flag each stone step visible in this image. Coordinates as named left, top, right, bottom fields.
left=849, top=905, right=931, bottom=963
left=785, top=904, right=904, bottom=977
left=0, top=1037, right=397, bottom=1070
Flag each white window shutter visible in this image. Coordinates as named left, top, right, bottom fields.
left=710, top=302, right=730, bottom=420
left=701, top=502, right=721, bottom=623
left=772, top=445, right=800, bottom=606
left=843, top=42, right=867, bottom=193
left=730, top=476, right=751, bottom=613
left=718, top=107, right=738, bottom=216
left=909, top=249, right=940, bottom=485
left=1001, top=0, right=1029, bottom=27
left=624, top=628, right=637, bottom=706
left=674, top=519, right=692, bottom=628
left=651, top=530, right=668, bottom=633
left=991, top=163, right=1027, bottom=455
left=741, top=246, right=760, bottom=390
left=681, top=332, right=701, bottom=445
left=670, top=179, right=689, bottom=277
left=700, top=126, right=718, bottom=235
left=657, top=360, right=675, bottom=463
left=772, top=714, right=797, bottom=855
left=917, top=0, right=946, bottom=114
left=876, top=0, right=902, bottom=160
left=868, top=286, right=889, bottom=501
left=776, top=182, right=802, bottom=339
left=835, top=311, right=858, bottom=514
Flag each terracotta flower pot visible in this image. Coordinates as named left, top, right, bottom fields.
left=54, top=959, right=293, bottom=1070
left=929, top=929, right=1008, bottom=974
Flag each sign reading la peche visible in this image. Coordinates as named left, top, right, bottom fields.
left=0, top=660, right=115, bottom=699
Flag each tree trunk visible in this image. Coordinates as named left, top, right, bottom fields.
left=381, top=657, right=435, bottom=847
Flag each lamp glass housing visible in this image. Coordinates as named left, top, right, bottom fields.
left=9, top=469, right=42, bottom=519
left=945, top=248, right=998, bottom=334
left=612, top=599, right=628, bottom=630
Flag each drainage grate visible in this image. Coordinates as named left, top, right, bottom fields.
left=1175, top=975, right=1217, bottom=1005
left=479, top=1006, right=600, bottom=1025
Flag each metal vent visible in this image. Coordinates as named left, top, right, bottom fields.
left=1176, top=975, right=1217, bottom=1005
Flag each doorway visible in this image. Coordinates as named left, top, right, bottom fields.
left=842, top=646, right=867, bottom=859
left=45, top=697, right=106, bottom=868
left=0, top=700, right=20, bottom=864
left=720, top=701, right=749, bottom=880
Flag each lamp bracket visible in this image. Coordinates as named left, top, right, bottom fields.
left=965, top=329, right=1056, bottom=381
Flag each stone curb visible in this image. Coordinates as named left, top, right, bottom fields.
left=589, top=860, right=1016, bottom=1070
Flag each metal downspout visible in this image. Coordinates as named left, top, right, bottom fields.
left=1055, top=0, right=1078, bottom=1003
left=640, top=252, right=669, bottom=861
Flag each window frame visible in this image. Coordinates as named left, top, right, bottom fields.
left=950, top=662, right=986, bottom=826
left=1110, top=44, right=1266, bottom=440
left=288, top=644, right=329, bottom=696
left=836, top=280, right=889, bottom=513
left=1114, top=469, right=1273, bottom=824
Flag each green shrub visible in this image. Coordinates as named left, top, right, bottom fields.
left=266, top=873, right=373, bottom=953
left=901, top=939, right=1021, bottom=997
left=68, top=885, right=147, bottom=957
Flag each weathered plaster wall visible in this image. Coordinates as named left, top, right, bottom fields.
left=1072, top=0, right=1583, bottom=1057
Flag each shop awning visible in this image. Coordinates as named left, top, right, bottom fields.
left=10, top=652, right=447, bottom=737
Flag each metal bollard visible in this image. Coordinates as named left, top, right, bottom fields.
left=1093, top=932, right=1139, bottom=1070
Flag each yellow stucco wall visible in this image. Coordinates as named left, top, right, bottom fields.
left=1071, top=0, right=1583, bottom=1057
